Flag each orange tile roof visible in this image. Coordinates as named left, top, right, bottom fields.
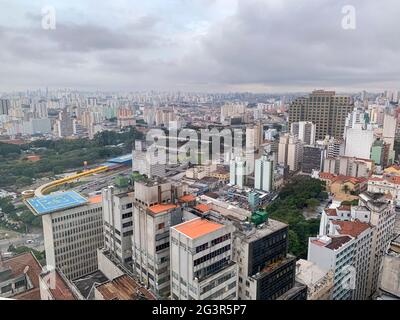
left=174, top=218, right=224, bottom=239
left=89, top=194, right=102, bottom=204
left=332, top=220, right=370, bottom=238
left=368, top=177, right=384, bottom=182
left=389, top=176, right=400, bottom=185
left=337, top=205, right=351, bottom=211
left=179, top=194, right=196, bottom=203
left=325, top=208, right=337, bottom=216
left=148, top=203, right=177, bottom=214
left=194, top=203, right=211, bottom=213
left=319, top=172, right=336, bottom=180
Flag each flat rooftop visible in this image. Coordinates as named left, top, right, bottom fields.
left=26, top=191, right=88, bottom=215
left=174, top=217, right=224, bottom=239
left=95, top=275, right=155, bottom=300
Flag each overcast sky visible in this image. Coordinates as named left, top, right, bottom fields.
left=0, top=0, right=399, bottom=93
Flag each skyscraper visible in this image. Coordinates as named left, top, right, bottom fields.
left=254, top=156, right=274, bottom=192
left=289, top=90, right=353, bottom=140
left=0, top=98, right=10, bottom=115
left=290, top=121, right=316, bottom=145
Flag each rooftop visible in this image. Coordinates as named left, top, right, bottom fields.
left=2, top=252, right=42, bottom=300
left=179, top=194, right=196, bottom=203
left=88, top=194, right=102, bottom=204
left=311, top=235, right=353, bottom=251
left=95, top=275, right=156, bottom=300
left=40, top=269, right=77, bottom=300
left=26, top=191, right=88, bottom=215
left=148, top=203, right=177, bottom=214
left=194, top=203, right=211, bottom=213
left=174, top=218, right=224, bottom=239
left=332, top=220, right=371, bottom=238
left=72, top=270, right=108, bottom=299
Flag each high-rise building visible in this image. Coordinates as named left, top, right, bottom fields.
left=288, top=90, right=353, bottom=140
left=25, top=191, right=104, bottom=280
left=56, top=107, right=74, bottom=138
left=290, top=121, right=316, bottom=145
left=308, top=234, right=355, bottom=300
left=102, top=187, right=134, bottom=268
left=344, top=108, right=375, bottom=159
left=170, top=218, right=238, bottom=300
left=278, top=134, right=303, bottom=172
left=315, top=192, right=396, bottom=299
left=131, top=178, right=185, bottom=298
left=233, top=218, right=298, bottom=300
left=229, top=156, right=247, bottom=189
left=302, top=145, right=325, bottom=174
left=0, top=98, right=10, bottom=115
left=254, top=156, right=274, bottom=192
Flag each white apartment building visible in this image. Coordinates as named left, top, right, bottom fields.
left=327, top=220, right=373, bottom=300
left=170, top=218, right=237, bottom=300
left=102, top=186, right=134, bottom=267
left=230, top=157, right=247, bottom=189
left=26, top=191, right=104, bottom=280
left=278, top=134, right=303, bottom=171
left=308, top=235, right=355, bottom=300
left=254, top=156, right=274, bottom=192
left=368, top=176, right=400, bottom=205
left=316, top=192, right=396, bottom=299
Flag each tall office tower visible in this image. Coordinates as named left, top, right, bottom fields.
left=102, top=186, right=134, bottom=267
left=254, top=156, right=274, bottom=192
left=344, top=108, right=375, bottom=159
left=25, top=191, right=104, bottom=280
left=278, top=134, right=303, bottom=172
left=131, top=178, right=184, bottom=298
left=234, top=218, right=300, bottom=300
left=290, top=121, right=316, bottom=145
left=229, top=156, right=247, bottom=189
left=302, top=145, right=325, bottom=174
left=56, top=107, right=74, bottom=138
left=288, top=90, right=353, bottom=140
left=308, top=235, right=355, bottom=300
left=170, top=218, right=238, bottom=300
left=0, top=98, right=10, bottom=115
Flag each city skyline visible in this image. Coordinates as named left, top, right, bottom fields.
left=1, top=0, right=400, bottom=92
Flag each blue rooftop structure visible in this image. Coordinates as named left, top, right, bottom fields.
left=27, top=191, right=88, bottom=215
left=107, top=154, right=132, bottom=165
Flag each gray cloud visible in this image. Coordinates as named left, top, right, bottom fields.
left=0, top=0, right=399, bottom=92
